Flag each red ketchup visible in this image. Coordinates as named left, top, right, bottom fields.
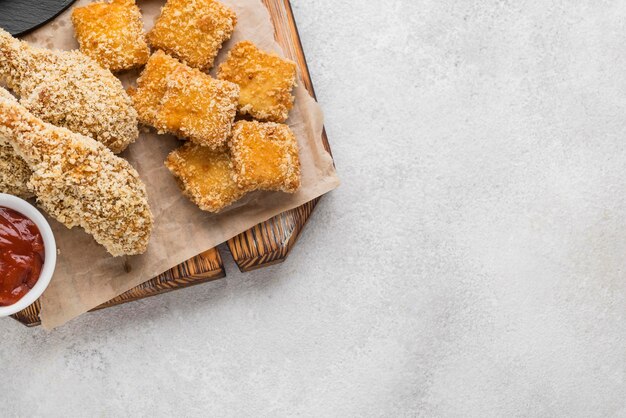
left=0, top=206, right=45, bottom=306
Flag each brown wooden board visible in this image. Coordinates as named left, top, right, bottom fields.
left=12, top=0, right=333, bottom=326
left=12, top=249, right=225, bottom=327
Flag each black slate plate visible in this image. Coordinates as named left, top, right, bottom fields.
left=0, top=0, right=77, bottom=36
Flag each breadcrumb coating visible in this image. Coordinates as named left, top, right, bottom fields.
left=229, top=120, right=301, bottom=193
left=155, top=65, right=239, bottom=148
left=218, top=41, right=296, bottom=123
left=71, top=0, right=150, bottom=72
left=0, top=86, right=15, bottom=102
left=165, top=142, right=247, bottom=213
left=128, top=50, right=184, bottom=126
left=0, top=95, right=153, bottom=256
left=0, top=88, right=31, bottom=197
left=0, top=142, right=32, bottom=198
left=129, top=51, right=239, bottom=147
left=147, top=0, right=237, bottom=71
left=0, top=28, right=139, bottom=153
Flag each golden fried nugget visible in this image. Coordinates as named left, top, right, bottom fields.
left=155, top=66, right=238, bottom=149
left=165, top=142, right=247, bottom=213
left=71, top=0, right=149, bottom=72
left=128, top=50, right=185, bottom=126
left=147, top=0, right=237, bottom=71
left=229, top=120, right=300, bottom=193
left=218, top=41, right=297, bottom=123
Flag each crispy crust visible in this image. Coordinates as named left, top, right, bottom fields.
left=128, top=50, right=184, bottom=126
left=155, top=65, right=239, bottom=148
left=0, top=88, right=31, bottom=198
left=218, top=41, right=296, bottom=123
left=0, top=28, right=138, bottom=153
left=0, top=142, right=32, bottom=198
left=71, top=0, right=149, bottom=72
left=129, top=51, right=239, bottom=148
left=147, top=0, right=237, bottom=71
left=229, top=120, right=301, bottom=193
left=0, top=95, right=153, bottom=256
left=165, top=142, right=247, bottom=213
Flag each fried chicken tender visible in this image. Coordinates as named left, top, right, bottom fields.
left=229, top=120, right=301, bottom=193
left=155, top=65, right=238, bottom=149
left=218, top=41, right=297, bottom=123
left=0, top=142, right=32, bottom=198
left=0, top=94, right=153, bottom=256
left=0, top=28, right=138, bottom=153
left=0, top=88, right=31, bottom=197
left=165, top=143, right=247, bottom=213
left=147, top=0, right=237, bottom=71
left=71, top=0, right=149, bottom=72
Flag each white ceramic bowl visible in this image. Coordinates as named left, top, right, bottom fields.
left=0, top=193, right=56, bottom=317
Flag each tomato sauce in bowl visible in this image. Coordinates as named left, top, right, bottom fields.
left=0, top=206, right=45, bottom=306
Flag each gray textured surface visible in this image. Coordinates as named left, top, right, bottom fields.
left=2, top=0, right=626, bottom=416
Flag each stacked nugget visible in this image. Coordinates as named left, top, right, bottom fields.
left=137, top=0, right=300, bottom=212
left=163, top=38, right=302, bottom=212
left=71, top=0, right=303, bottom=214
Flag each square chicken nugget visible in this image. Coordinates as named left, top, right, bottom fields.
left=147, top=0, right=237, bottom=71
left=71, top=0, right=149, bottom=72
left=218, top=41, right=297, bottom=123
left=165, top=143, right=247, bottom=213
left=128, top=50, right=185, bottom=126
left=155, top=66, right=239, bottom=149
left=230, top=120, right=301, bottom=193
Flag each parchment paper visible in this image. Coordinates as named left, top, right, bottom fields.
left=21, top=0, right=339, bottom=329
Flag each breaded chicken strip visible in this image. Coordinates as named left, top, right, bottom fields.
left=0, top=28, right=138, bottom=153
left=0, top=95, right=153, bottom=256
left=0, top=142, right=32, bottom=198
left=0, top=88, right=31, bottom=197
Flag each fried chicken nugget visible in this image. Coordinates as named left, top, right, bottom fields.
left=0, top=94, right=153, bottom=256
left=155, top=65, right=239, bottom=149
left=229, top=120, right=301, bottom=193
left=218, top=41, right=297, bottom=123
left=147, top=0, right=237, bottom=71
left=165, top=142, right=247, bottom=213
left=71, top=0, right=149, bottom=72
left=128, top=50, right=184, bottom=126
left=129, top=51, right=238, bottom=148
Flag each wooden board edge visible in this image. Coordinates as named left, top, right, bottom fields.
left=228, top=198, right=320, bottom=271
left=228, top=1, right=331, bottom=272
left=11, top=248, right=225, bottom=327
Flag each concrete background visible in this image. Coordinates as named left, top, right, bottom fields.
left=2, top=0, right=626, bottom=416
